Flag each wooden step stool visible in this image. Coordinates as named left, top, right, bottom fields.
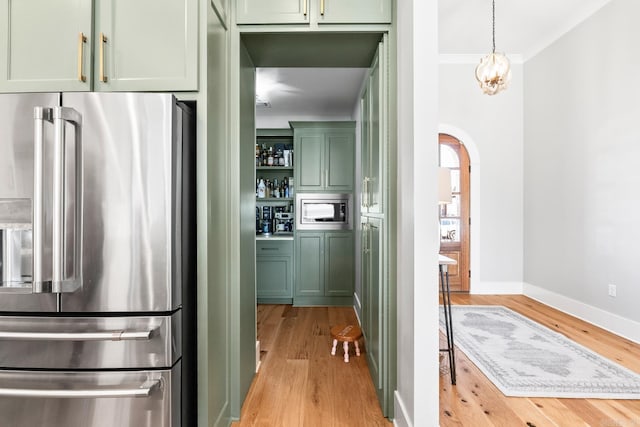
left=330, top=324, right=362, bottom=363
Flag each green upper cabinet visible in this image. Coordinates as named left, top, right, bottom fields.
left=236, top=0, right=390, bottom=25
left=361, top=39, right=387, bottom=214
left=236, top=0, right=308, bottom=24
left=0, top=0, right=93, bottom=92
left=319, top=0, right=391, bottom=24
left=94, top=0, right=198, bottom=91
left=0, top=0, right=197, bottom=93
left=292, top=121, right=355, bottom=192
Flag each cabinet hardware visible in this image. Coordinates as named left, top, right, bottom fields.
left=320, top=0, right=325, bottom=15
left=99, top=33, right=108, bottom=83
left=362, top=177, right=370, bottom=207
left=303, top=0, right=308, bottom=16
left=77, top=33, right=87, bottom=82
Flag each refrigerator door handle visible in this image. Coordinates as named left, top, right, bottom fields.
left=52, top=107, right=82, bottom=293
left=0, top=379, right=160, bottom=399
left=33, top=106, right=84, bottom=294
left=0, top=329, right=155, bottom=341
left=32, top=107, right=54, bottom=293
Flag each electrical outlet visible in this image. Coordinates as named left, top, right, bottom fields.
left=608, top=284, right=617, bottom=297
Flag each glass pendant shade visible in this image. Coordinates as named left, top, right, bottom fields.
left=475, top=52, right=511, bottom=96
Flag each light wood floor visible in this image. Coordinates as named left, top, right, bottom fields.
left=441, top=294, right=640, bottom=426
left=230, top=297, right=640, bottom=426
left=231, top=305, right=392, bottom=427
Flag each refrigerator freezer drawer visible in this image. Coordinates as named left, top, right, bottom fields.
left=0, top=362, right=180, bottom=427
left=0, top=312, right=181, bottom=370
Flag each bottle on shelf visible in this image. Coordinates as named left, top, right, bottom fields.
left=257, top=178, right=266, bottom=198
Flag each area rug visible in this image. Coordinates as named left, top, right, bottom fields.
left=439, top=305, right=640, bottom=399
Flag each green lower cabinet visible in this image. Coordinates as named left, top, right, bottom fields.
left=256, top=239, right=293, bottom=303
left=295, top=231, right=354, bottom=306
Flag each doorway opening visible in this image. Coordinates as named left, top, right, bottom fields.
left=238, top=31, right=394, bottom=418
left=439, top=133, right=470, bottom=292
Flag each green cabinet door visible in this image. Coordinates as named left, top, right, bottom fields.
left=256, top=256, right=293, bottom=299
left=235, top=0, right=390, bottom=25
left=0, top=0, right=92, bottom=92
left=295, top=231, right=354, bottom=303
left=361, top=39, right=386, bottom=214
left=325, top=131, right=355, bottom=192
left=293, top=122, right=355, bottom=192
left=256, top=240, right=293, bottom=301
left=236, top=0, right=308, bottom=24
left=319, top=0, right=391, bottom=24
left=363, top=217, right=382, bottom=390
left=296, top=132, right=324, bottom=190
left=325, top=232, right=354, bottom=296
left=295, top=232, right=324, bottom=297
left=94, top=0, right=198, bottom=91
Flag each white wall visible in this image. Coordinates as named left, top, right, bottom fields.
left=524, top=0, right=640, bottom=328
left=394, top=0, right=440, bottom=426
left=439, top=61, right=525, bottom=293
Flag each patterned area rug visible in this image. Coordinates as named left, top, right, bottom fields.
left=440, top=305, right=640, bottom=398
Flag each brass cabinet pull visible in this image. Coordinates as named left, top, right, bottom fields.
left=320, top=0, right=325, bottom=16
left=77, top=33, right=87, bottom=82
left=99, top=32, right=108, bottom=83
left=303, top=0, right=307, bottom=16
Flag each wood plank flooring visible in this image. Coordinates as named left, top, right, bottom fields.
left=441, top=294, right=640, bottom=427
left=231, top=305, right=392, bottom=427
left=230, top=296, right=640, bottom=426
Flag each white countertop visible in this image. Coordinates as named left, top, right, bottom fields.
left=439, top=254, right=457, bottom=265
left=256, top=234, right=294, bottom=241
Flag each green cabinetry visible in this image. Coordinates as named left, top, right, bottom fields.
left=94, top=0, right=198, bottom=91
left=292, top=121, right=355, bottom=192
left=358, top=35, right=394, bottom=417
left=0, top=0, right=197, bottom=92
left=0, top=0, right=92, bottom=92
left=295, top=231, right=354, bottom=305
left=236, top=0, right=391, bottom=25
left=361, top=216, right=383, bottom=388
left=361, top=39, right=386, bottom=214
left=256, top=239, right=294, bottom=303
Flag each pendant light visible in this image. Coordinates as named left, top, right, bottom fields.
left=475, top=0, right=511, bottom=95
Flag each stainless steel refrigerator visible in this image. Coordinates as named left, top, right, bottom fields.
left=0, top=92, right=196, bottom=427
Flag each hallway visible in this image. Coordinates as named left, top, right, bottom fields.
left=232, top=305, right=391, bottom=427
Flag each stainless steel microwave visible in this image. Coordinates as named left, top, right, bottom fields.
left=296, top=193, right=353, bottom=230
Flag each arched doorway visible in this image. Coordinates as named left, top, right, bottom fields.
left=439, top=134, right=470, bottom=292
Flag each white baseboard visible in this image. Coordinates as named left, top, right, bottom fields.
left=255, top=340, right=261, bottom=373
left=393, top=391, right=412, bottom=427
left=523, top=283, right=640, bottom=345
left=471, top=281, right=524, bottom=295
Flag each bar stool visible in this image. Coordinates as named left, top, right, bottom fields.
left=330, top=324, right=362, bottom=363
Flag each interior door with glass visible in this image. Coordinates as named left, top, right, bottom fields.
left=439, top=134, right=470, bottom=292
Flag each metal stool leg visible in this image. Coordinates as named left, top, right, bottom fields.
left=439, top=264, right=456, bottom=385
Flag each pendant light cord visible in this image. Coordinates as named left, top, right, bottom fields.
left=492, top=0, right=496, bottom=54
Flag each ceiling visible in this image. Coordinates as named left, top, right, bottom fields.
left=256, top=68, right=368, bottom=118
left=439, top=0, right=613, bottom=59
left=257, top=0, right=614, bottom=119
